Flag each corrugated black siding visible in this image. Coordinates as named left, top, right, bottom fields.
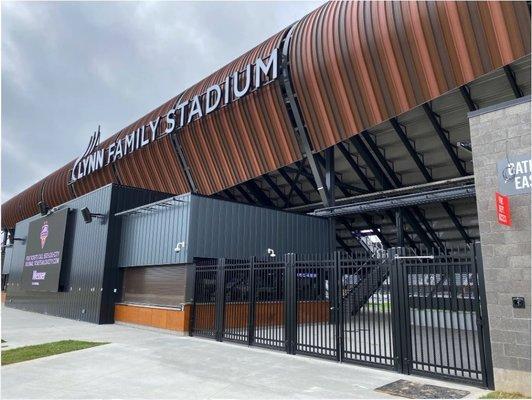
left=5, top=184, right=169, bottom=324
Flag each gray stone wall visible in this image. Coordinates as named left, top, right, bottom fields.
left=469, top=96, right=531, bottom=395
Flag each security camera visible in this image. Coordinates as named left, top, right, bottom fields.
left=174, top=241, right=185, bottom=253
left=267, top=248, right=276, bottom=258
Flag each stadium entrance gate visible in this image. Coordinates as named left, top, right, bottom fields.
left=190, top=243, right=493, bottom=388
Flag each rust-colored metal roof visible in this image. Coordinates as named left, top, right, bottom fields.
left=289, top=1, right=531, bottom=151
left=2, top=0, right=530, bottom=229
left=178, top=28, right=302, bottom=195
left=2, top=179, right=45, bottom=229
left=113, top=96, right=190, bottom=194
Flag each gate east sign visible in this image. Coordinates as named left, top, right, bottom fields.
left=70, top=48, right=279, bottom=183
left=496, top=153, right=532, bottom=196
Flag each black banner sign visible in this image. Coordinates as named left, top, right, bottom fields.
left=21, top=208, right=69, bottom=291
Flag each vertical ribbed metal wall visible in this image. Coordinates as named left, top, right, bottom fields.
left=5, top=185, right=114, bottom=323
left=2, top=245, right=13, bottom=274
left=188, top=196, right=333, bottom=259
left=117, top=194, right=192, bottom=267
left=4, top=184, right=170, bottom=324
left=117, top=194, right=333, bottom=268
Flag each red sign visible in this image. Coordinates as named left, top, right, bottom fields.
left=495, top=192, right=512, bottom=226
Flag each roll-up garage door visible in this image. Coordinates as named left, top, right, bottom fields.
left=121, top=265, right=188, bottom=307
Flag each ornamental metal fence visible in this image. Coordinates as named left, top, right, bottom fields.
left=190, top=243, right=493, bottom=389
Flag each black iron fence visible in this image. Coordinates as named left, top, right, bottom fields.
left=190, top=243, right=493, bottom=388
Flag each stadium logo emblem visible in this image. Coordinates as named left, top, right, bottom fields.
left=40, top=221, right=49, bottom=249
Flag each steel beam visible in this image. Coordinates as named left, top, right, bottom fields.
left=338, top=138, right=417, bottom=249
left=223, top=189, right=237, bottom=202
left=336, top=235, right=352, bottom=253
left=396, top=209, right=404, bottom=247
left=315, top=153, right=368, bottom=194
left=324, top=147, right=335, bottom=207
left=503, top=65, right=523, bottom=98
left=391, top=118, right=432, bottom=182
left=459, top=85, right=477, bottom=112
left=422, top=103, right=468, bottom=176
left=170, top=94, right=199, bottom=193
left=235, top=186, right=255, bottom=204
left=297, top=156, right=390, bottom=250
left=391, top=118, right=471, bottom=243
left=262, top=174, right=292, bottom=206
left=352, top=134, right=438, bottom=249
left=337, top=143, right=375, bottom=191
left=279, top=169, right=310, bottom=205
left=244, top=181, right=275, bottom=208
left=279, top=26, right=330, bottom=207
left=312, top=184, right=476, bottom=216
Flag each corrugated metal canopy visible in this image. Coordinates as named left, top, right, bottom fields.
left=2, top=0, right=530, bottom=230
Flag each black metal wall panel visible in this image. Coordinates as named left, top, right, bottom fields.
left=188, top=195, right=334, bottom=260
left=4, top=184, right=169, bottom=324
left=117, top=194, right=193, bottom=267
left=5, top=185, right=114, bottom=323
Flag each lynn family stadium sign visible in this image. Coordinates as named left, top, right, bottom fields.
left=70, top=48, right=279, bottom=183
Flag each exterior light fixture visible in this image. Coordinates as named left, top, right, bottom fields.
left=267, top=248, right=276, bottom=257
left=457, top=141, right=472, bottom=152
left=38, top=201, right=50, bottom=216
left=174, top=241, right=185, bottom=253
left=80, top=207, right=106, bottom=224
left=8, top=232, right=25, bottom=244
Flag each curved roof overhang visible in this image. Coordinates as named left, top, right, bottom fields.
left=2, top=0, right=530, bottom=229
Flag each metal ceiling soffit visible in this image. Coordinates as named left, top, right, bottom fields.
left=389, top=118, right=472, bottom=243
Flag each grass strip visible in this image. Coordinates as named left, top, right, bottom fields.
left=1, top=340, right=106, bottom=365
left=480, top=391, right=529, bottom=399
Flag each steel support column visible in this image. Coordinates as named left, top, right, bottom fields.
left=324, top=147, right=336, bottom=207
left=279, top=25, right=330, bottom=207
left=396, top=209, right=404, bottom=247
left=170, top=94, right=199, bottom=193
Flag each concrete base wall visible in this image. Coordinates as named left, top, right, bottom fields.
left=469, top=96, right=531, bottom=395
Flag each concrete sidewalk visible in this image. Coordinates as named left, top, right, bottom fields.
left=1, top=307, right=490, bottom=399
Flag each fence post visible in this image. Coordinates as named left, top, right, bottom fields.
left=189, top=263, right=197, bottom=337
left=215, top=258, right=226, bottom=342
left=284, top=253, right=296, bottom=355
left=247, top=257, right=256, bottom=346
left=473, top=242, right=495, bottom=390
left=334, top=251, right=343, bottom=362
left=388, top=247, right=405, bottom=373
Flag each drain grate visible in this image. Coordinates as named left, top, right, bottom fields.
left=375, top=379, right=470, bottom=399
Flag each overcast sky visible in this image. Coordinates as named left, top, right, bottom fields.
left=1, top=1, right=322, bottom=202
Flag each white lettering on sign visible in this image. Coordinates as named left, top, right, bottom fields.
left=497, top=154, right=532, bottom=196
left=70, top=48, right=279, bottom=183
left=32, top=271, right=46, bottom=280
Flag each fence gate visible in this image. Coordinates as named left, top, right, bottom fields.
left=190, top=244, right=493, bottom=388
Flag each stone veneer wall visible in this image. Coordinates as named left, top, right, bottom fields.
left=469, top=96, right=531, bottom=395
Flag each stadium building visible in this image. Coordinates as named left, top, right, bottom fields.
left=2, top=1, right=531, bottom=394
